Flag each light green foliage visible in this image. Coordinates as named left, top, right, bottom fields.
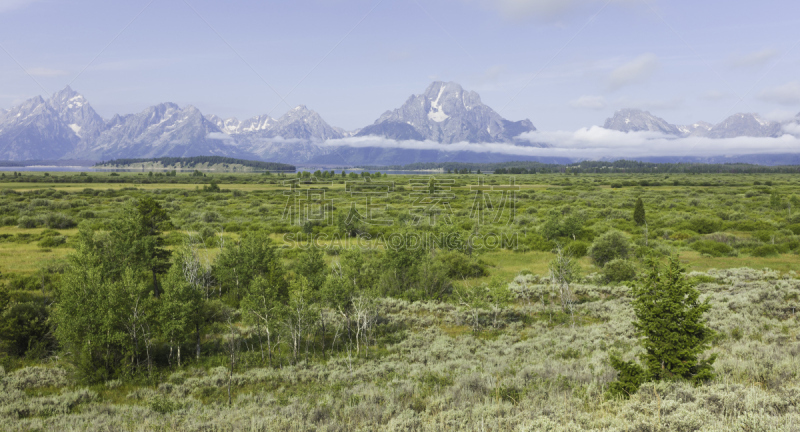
left=240, top=273, right=289, bottom=365
left=293, top=247, right=326, bottom=293
left=602, top=259, right=637, bottom=283
left=214, top=232, right=281, bottom=305
left=690, top=239, right=736, bottom=257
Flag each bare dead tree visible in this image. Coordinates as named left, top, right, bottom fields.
left=549, top=244, right=580, bottom=328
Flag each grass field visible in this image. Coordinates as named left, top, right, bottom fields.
left=1, top=169, right=800, bottom=431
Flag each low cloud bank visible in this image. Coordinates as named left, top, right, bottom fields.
left=321, top=125, right=800, bottom=160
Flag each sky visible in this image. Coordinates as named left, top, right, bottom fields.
left=0, top=0, right=799, bottom=133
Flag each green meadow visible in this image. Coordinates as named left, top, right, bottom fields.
left=0, top=169, right=799, bottom=431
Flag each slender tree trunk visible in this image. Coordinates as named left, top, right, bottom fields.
left=196, top=323, right=201, bottom=360
left=320, top=312, right=327, bottom=360
left=256, top=323, right=265, bottom=363
left=152, top=269, right=160, bottom=298
left=267, top=329, right=272, bottom=367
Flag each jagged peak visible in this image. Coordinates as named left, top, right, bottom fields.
left=425, top=81, right=463, bottom=94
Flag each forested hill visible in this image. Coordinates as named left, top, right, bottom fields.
left=95, top=156, right=295, bottom=171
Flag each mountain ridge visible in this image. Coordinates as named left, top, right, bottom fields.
left=1, top=84, right=799, bottom=165
left=602, top=108, right=790, bottom=139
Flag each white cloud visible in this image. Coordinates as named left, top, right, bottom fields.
left=570, top=95, right=606, bottom=110
left=763, top=109, right=798, bottom=123
left=322, top=127, right=800, bottom=160
left=757, top=81, right=800, bottom=105
left=729, top=49, right=778, bottom=68
left=28, top=67, right=68, bottom=77
left=206, top=132, right=234, bottom=141
left=0, top=0, right=38, bottom=13
left=607, top=53, right=658, bottom=90
left=782, top=122, right=800, bottom=136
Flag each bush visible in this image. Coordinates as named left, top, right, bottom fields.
left=603, top=259, right=637, bottom=283
left=38, top=235, right=66, bottom=248
left=42, top=213, right=76, bottom=229
left=751, top=245, right=779, bottom=257
left=435, top=250, right=488, bottom=279
left=566, top=240, right=590, bottom=258
left=690, top=240, right=735, bottom=257
left=17, top=216, right=39, bottom=229
left=588, top=230, right=630, bottom=267
left=686, top=216, right=722, bottom=234
left=786, top=224, right=800, bottom=235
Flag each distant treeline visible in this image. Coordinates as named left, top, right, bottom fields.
left=362, top=160, right=800, bottom=174
left=96, top=156, right=296, bottom=171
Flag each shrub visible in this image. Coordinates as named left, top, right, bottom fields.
left=787, top=224, right=800, bottom=235
left=725, top=220, right=775, bottom=232
left=42, top=213, right=76, bottom=229
left=752, top=230, right=776, bottom=243
left=751, top=245, right=779, bottom=257
left=588, top=230, right=630, bottom=267
left=686, top=216, right=722, bottom=234
left=202, top=211, right=222, bottom=223
left=38, top=235, right=66, bottom=248
left=17, top=216, right=39, bottom=229
left=603, top=259, right=637, bottom=283
left=566, top=240, right=590, bottom=258
left=435, top=250, right=488, bottom=279
left=690, top=240, right=735, bottom=257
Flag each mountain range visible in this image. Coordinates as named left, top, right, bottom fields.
left=603, top=108, right=789, bottom=139
left=0, top=82, right=798, bottom=165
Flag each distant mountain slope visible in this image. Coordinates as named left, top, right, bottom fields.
left=96, top=156, right=294, bottom=171
left=704, top=113, right=782, bottom=138
left=0, top=95, right=80, bottom=160
left=78, top=103, right=246, bottom=160
left=603, top=109, right=683, bottom=135
left=603, top=109, right=786, bottom=138
left=356, top=81, right=536, bottom=143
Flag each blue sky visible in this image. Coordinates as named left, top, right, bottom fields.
left=1, top=0, right=798, bottom=131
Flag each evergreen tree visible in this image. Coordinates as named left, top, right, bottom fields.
left=633, top=197, right=646, bottom=226
left=609, top=256, right=716, bottom=397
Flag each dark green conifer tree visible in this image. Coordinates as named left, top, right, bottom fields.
left=633, top=197, right=646, bottom=226
left=609, top=256, right=716, bottom=397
